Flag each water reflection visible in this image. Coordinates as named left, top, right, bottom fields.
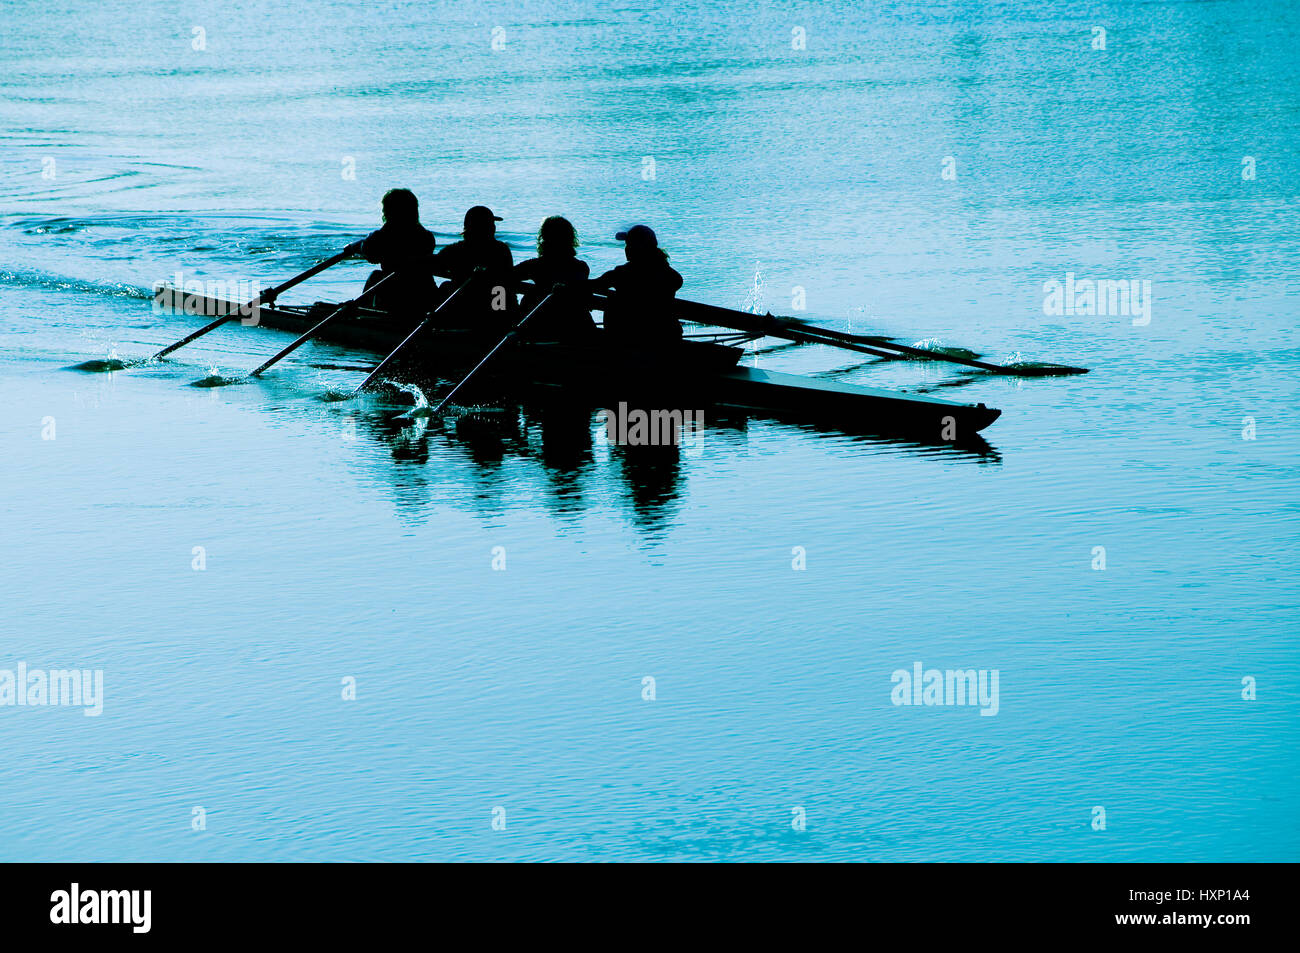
left=613, top=443, right=685, bottom=538
left=340, top=395, right=999, bottom=537
left=534, top=401, right=595, bottom=518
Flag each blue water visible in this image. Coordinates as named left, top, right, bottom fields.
left=1, top=0, right=1298, bottom=861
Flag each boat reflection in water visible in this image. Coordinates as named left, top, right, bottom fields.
left=340, top=392, right=1000, bottom=539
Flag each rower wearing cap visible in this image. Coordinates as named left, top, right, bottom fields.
left=591, top=225, right=684, bottom=345
left=346, top=188, right=437, bottom=313
left=431, top=205, right=516, bottom=328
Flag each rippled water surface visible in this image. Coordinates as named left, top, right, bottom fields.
left=1, top=0, right=1298, bottom=861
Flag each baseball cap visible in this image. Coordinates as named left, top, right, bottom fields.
left=464, top=205, right=503, bottom=227
left=615, top=224, right=657, bottom=246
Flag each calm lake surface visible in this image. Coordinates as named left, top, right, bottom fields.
left=1, top=0, right=1297, bottom=861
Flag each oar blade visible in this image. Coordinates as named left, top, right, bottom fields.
left=998, top=362, right=1091, bottom=377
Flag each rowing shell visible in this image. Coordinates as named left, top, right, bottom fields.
left=152, top=286, right=1003, bottom=438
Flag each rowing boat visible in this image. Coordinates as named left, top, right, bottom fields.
left=152, top=286, right=1003, bottom=438
left=152, top=286, right=1002, bottom=437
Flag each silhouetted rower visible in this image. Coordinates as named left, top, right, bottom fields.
left=591, top=225, right=683, bottom=345
left=431, top=205, right=515, bottom=328
left=347, top=188, right=436, bottom=313
left=514, top=216, right=596, bottom=340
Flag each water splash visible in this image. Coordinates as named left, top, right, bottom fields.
left=739, top=262, right=767, bottom=367
left=67, top=346, right=137, bottom=372
left=389, top=382, right=435, bottom=416
left=191, top=366, right=243, bottom=387
left=909, top=339, right=982, bottom=362
left=397, top=381, right=428, bottom=409
left=324, top=378, right=427, bottom=405
left=741, top=261, right=766, bottom=315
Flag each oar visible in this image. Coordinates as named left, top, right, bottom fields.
left=153, top=247, right=355, bottom=360
left=670, top=298, right=1089, bottom=377
left=429, top=293, right=555, bottom=414
left=352, top=274, right=477, bottom=395
left=248, top=273, right=398, bottom=378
